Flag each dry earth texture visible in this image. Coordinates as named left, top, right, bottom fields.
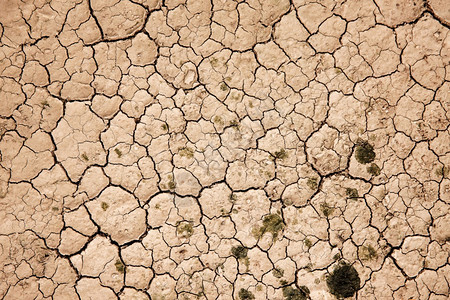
left=0, top=0, right=449, bottom=299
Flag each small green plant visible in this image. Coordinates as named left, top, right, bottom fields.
left=307, top=177, right=318, bottom=190
left=327, top=262, right=361, bottom=299
left=114, top=148, right=122, bottom=158
left=346, top=188, right=358, bottom=199
left=161, top=123, right=168, bottom=131
left=360, top=245, right=378, bottom=261
left=177, top=222, right=194, bottom=238
left=282, top=285, right=310, bottom=300
left=115, top=259, right=125, bottom=273
left=304, top=238, right=312, bottom=249
left=231, top=245, right=248, bottom=259
left=274, top=149, right=288, bottom=160
left=238, top=288, right=255, bottom=300
left=273, top=268, right=284, bottom=278
left=320, top=202, right=334, bottom=217
left=178, top=146, right=194, bottom=158
left=367, top=163, right=381, bottom=176
left=253, top=213, right=285, bottom=240
left=101, top=202, right=109, bottom=211
left=355, top=141, right=375, bottom=164
left=81, top=153, right=89, bottom=161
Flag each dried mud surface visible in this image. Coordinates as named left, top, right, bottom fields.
left=0, top=0, right=449, bottom=299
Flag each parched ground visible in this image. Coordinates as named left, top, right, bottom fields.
left=0, top=0, right=449, bottom=299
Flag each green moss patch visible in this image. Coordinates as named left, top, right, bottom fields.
left=176, top=222, right=194, bottom=238
left=327, top=263, right=360, bottom=298
left=307, top=177, right=318, bottom=190
left=367, top=163, right=381, bottom=176
left=282, top=285, right=310, bottom=300
left=101, top=202, right=109, bottom=211
left=231, top=245, right=248, bottom=259
left=238, top=288, right=255, bottom=300
left=274, top=149, right=288, bottom=160
left=355, top=141, right=375, bottom=164
left=115, top=259, right=125, bottom=273
left=253, top=213, right=285, bottom=240
left=345, top=188, right=359, bottom=199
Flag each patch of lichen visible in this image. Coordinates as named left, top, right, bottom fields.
left=367, top=163, right=381, bottom=176
left=176, top=221, right=194, bottom=238
left=359, top=245, right=378, bottom=261
left=273, top=149, right=288, bottom=160
left=345, top=188, right=359, bottom=199
left=326, top=262, right=360, bottom=299
left=231, top=245, right=248, bottom=259
left=101, top=202, right=109, bottom=211
left=355, top=141, right=375, bottom=164
left=178, top=146, right=194, bottom=158
left=435, top=165, right=449, bottom=177
left=320, top=202, right=334, bottom=217
left=115, top=259, right=125, bottom=273
left=238, top=288, right=255, bottom=300
left=282, top=285, right=310, bottom=300
left=273, top=268, right=284, bottom=278
left=307, top=177, right=318, bottom=190
left=253, top=213, right=285, bottom=240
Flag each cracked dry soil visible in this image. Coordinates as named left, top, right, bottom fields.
left=0, top=0, right=449, bottom=299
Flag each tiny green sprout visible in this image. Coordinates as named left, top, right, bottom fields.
left=334, top=68, right=343, bottom=74
left=320, top=202, right=334, bottom=217
left=220, top=82, right=229, bottom=91
left=115, top=259, right=125, bottom=273
left=231, top=245, right=248, bottom=260
left=282, top=285, right=310, bottom=300
left=327, top=262, right=360, bottom=298
left=304, top=238, right=312, bottom=249
left=346, top=188, right=359, bottom=199
left=355, top=141, right=376, bottom=164
left=101, top=202, right=109, bottom=211
left=178, top=146, right=194, bottom=158
left=51, top=206, right=59, bottom=212
left=274, top=149, right=288, bottom=160
left=273, top=268, right=284, bottom=278
left=114, top=148, right=122, bottom=158
left=81, top=153, right=89, bottom=161
left=154, top=203, right=161, bottom=209
left=307, top=177, right=318, bottom=190
left=367, top=163, right=381, bottom=176
left=177, top=222, right=194, bottom=238
left=161, top=123, right=168, bottom=131
left=238, top=288, right=255, bottom=300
